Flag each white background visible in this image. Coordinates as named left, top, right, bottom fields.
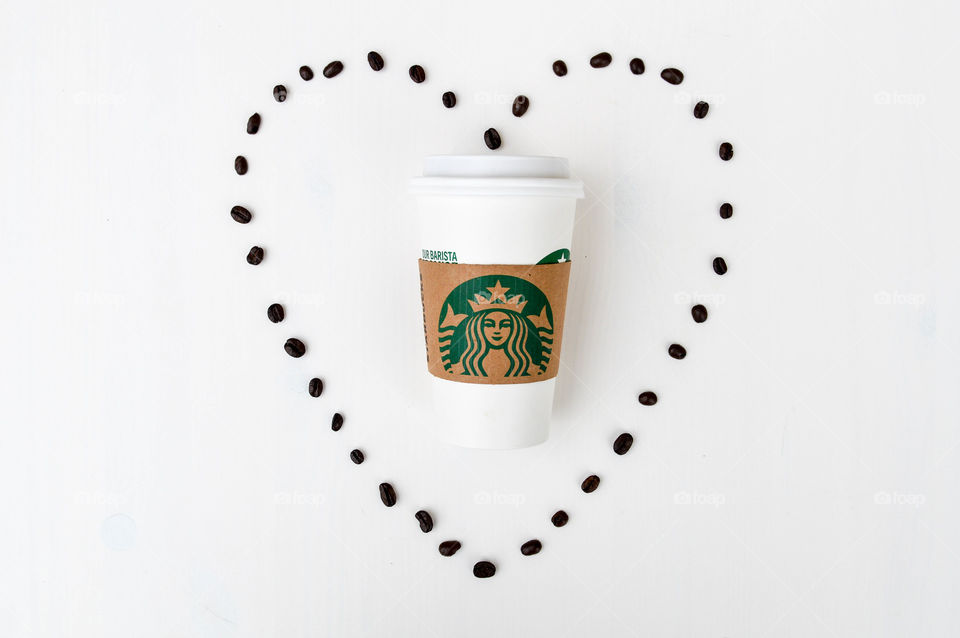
left=1, top=0, right=958, bottom=636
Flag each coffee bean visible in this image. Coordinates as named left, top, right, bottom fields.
left=367, top=51, right=384, bottom=71
left=719, top=142, right=734, bottom=161
left=273, top=85, right=287, bottom=102
left=442, top=91, right=456, bottom=108
left=473, top=561, right=496, bottom=578
left=331, top=412, right=343, bottom=431
left=590, top=52, right=612, bottom=68
left=483, top=128, right=501, bottom=150
left=266, top=303, right=284, bottom=323
left=613, top=432, right=634, bottom=455
left=438, top=540, right=461, bottom=556
left=512, top=95, right=529, bottom=117
left=660, top=68, right=684, bottom=84
left=246, top=113, right=261, bottom=135
left=246, top=246, right=264, bottom=265
left=521, top=539, right=542, bottom=556
left=350, top=449, right=364, bottom=464
left=409, top=64, right=426, bottom=83
left=415, top=510, right=433, bottom=533
left=692, top=304, right=708, bottom=323
left=308, top=377, right=323, bottom=397
left=234, top=155, right=248, bottom=175
left=719, top=202, right=733, bottom=219
left=299, top=65, right=314, bottom=81
left=581, top=475, right=600, bottom=493
left=379, top=482, right=397, bottom=507
left=638, top=391, right=658, bottom=406
left=284, top=338, right=306, bottom=358
left=713, top=256, right=728, bottom=275
left=230, top=205, right=251, bottom=224
left=629, top=57, right=645, bottom=74
left=668, top=343, right=687, bottom=359
left=323, top=61, right=343, bottom=78
left=694, top=101, right=709, bottom=119
left=552, top=59, right=568, bottom=76
left=551, top=510, right=569, bottom=527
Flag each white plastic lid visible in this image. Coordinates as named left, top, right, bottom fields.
left=410, top=155, right=584, bottom=198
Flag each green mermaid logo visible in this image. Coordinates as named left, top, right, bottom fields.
left=438, top=275, right=555, bottom=378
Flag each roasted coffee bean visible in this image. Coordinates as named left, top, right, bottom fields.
left=246, top=246, right=264, bottom=265
left=284, top=338, right=306, bottom=358
left=234, top=155, right=248, bottom=175
left=629, top=57, right=645, bottom=74
left=323, top=61, right=343, bottom=78
left=266, top=303, right=284, bottom=323
left=552, top=59, right=568, bottom=76
left=512, top=95, right=529, bottom=117
left=581, top=475, right=600, bottom=493
left=713, top=256, right=728, bottom=275
left=442, top=91, right=456, bottom=108
left=308, top=377, right=323, bottom=397
left=719, top=202, right=733, bottom=219
left=409, top=64, right=426, bottom=83
left=692, top=304, right=708, bottom=323
left=590, top=52, right=612, bottom=68
left=694, top=101, right=709, bottom=119
left=638, top=391, right=658, bottom=406
left=483, top=128, right=501, bottom=150
left=719, top=142, right=734, bottom=161
left=331, top=412, right=343, bottom=431
left=350, top=449, right=364, bottom=464
left=379, top=482, right=397, bottom=507
left=367, top=51, right=384, bottom=71
left=473, top=561, right=496, bottom=578
left=299, top=65, right=314, bottom=81
left=415, top=510, right=434, bottom=533
left=521, top=539, right=542, bottom=556
left=551, top=510, right=569, bottom=527
left=438, top=540, right=461, bottom=556
left=660, top=68, right=684, bottom=84
left=668, top=343, right=687, bottom=359
left=246, top=113, right=261, bottom=135
left=273, top=84, right=287, bottom=102
left=230, top=205, right=252, bottom=224
left=613, top=432, right=634, bottom=455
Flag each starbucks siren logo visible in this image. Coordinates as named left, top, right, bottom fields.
left=438, top=275, right=555, bottom=378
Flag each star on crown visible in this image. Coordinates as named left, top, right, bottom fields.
left=467, top=280, right=527, bottom=313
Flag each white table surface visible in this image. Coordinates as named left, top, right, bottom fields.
left=1, top=0, right=958, bottom=636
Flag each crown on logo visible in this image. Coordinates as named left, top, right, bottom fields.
left=467, top=280, right=527, bottom=313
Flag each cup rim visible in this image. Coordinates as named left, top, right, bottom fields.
left=410, top=155, right=584, bottom=198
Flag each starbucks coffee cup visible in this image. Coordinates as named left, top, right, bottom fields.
left=410, top=155, right=584, bottom=449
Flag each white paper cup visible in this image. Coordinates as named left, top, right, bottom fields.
left=410, top=155, right=584, bottom=449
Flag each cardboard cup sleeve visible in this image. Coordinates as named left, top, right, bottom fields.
left=418, top=259, right=572, bottom=385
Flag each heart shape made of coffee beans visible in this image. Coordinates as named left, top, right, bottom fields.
left=227, top=50, right=735, bottom=579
